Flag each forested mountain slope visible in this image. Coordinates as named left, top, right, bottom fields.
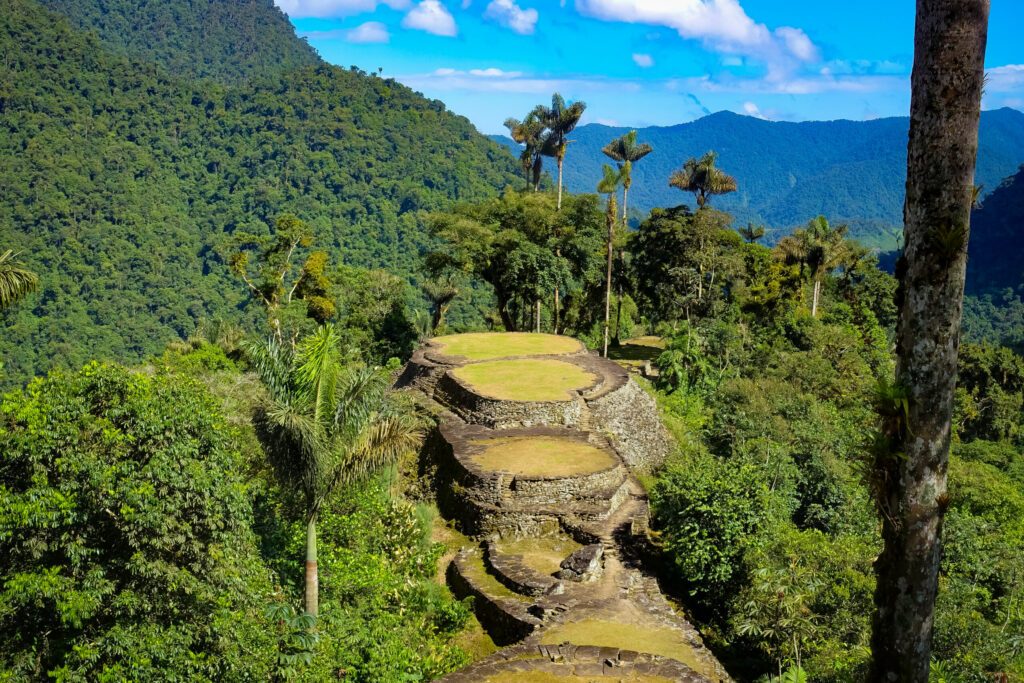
left=37, top=0, right=320, bottom=82
left=967, top=165, right=1024, bottom=295
left=509, top=109, right=1024, bottom=242
left=0, top=0, right=519, bottom=386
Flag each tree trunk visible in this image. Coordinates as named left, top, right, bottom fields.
left=535, top=299, right=541, bottom=333
left=557, top=157, right=564, bottom=210
left=554, top=248, right=561, bottom=334
left=869, top=2, right=989, bottom=681
left=622, top=185, right=629, bottom=225
left=811, top=278, right=821, bottom=318
left=304, top=514, right=319, bottom=617
left=603, top=216, right=614, bottom=358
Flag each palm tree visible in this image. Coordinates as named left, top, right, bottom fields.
left=668, top=151, right=737, bottom=209
left=870, top=1, right=989, bottom=680
left=601, top=130, right=653, bottom=225
left=598, top=164, right=623, bottom=357
left=738, top=223, right=767, bottom=243
left=247, top=325, right=422, bottom=617
left=0, top=250, right=38, bottom=311
left=422, top=276, right=459, bottom=335
left=504, top=114, right=546, bottom=191
left=774, top=216, right=849, bottom=318
left=533, top=93, right=587, bottom=210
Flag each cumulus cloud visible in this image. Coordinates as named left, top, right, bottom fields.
left=742, top=101, right=766, bottom=119
left=275, top=0, right=408, bottom=18
left=574, top=0, right=817, bottom=77
left=402, top=0, right=457, bottom=36
left=632, top=53, right=654, bottom=68
left=986, top=64, right=1024, bottom=92
left=345, top=21, right=391, bottom=42
left=484, top=0, right=538, bottom=34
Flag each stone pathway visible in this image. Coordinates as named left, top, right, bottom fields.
left=397, top=333, right=731, bottom=683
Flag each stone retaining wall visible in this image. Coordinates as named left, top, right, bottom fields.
left=446, top=551, right=542, bottom=646
left=588, top=379, right=672, bottom=471
left=434, top=371, right=585, bottom=429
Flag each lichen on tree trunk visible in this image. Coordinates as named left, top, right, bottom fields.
left=869, top=1, right=989, bottom=681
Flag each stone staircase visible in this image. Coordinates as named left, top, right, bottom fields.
left=398, top=333, right=731, bottom=682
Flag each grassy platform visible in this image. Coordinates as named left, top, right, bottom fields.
left=541, top=619, right=713, bottom=677
left=484, top=672, right=674, bottom=683
left=493, top=534, right=583, bottom=576
left=451, top=359, right=596, bottom=401
left=471, top=436, right=617, bottom=477
left=433, top=333, right=583, bottom=361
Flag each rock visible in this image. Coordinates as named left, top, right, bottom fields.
left=557, top=543, right=604, bottom=582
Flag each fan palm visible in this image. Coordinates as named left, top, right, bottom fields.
left=533, top=93, right=587, bottom=209
left=246, top=325, right=422, bottom=616
left=598, top=164, right=624, bottom=357
left=0, top=250, right=38, bottom=311
left=601, top=130, right=653, bottom=225
left=669, top=151, right=737, bottom=209
left=422, top=275, right=459, bottom=335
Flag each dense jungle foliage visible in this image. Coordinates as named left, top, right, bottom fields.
left=0, top=0, right=519, bottom=388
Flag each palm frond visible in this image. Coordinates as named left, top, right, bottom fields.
left=295, top=324, right=343, bottom=424
left=0, top=250, right=39, bottom=311
left=243, top=335, right=294, bottom=401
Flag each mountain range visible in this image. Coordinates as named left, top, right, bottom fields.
left=0, top=0, right=518, bottom=385
left=494, top=108, right=1024, bottom=247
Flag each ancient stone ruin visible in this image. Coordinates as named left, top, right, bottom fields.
left=397, top=332, right=732, bottom=682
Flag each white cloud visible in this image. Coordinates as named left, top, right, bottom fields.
left=574, top=0, right=817, bottom=76
left=402, top=0, right=458, bottom=36
left=484, top=0, right=538, bottom=34
left=275, top=0, right=408, bottom=18
left=742, top=101, right=765, bottom=119
left=345, top=21, right=391, bottom=42
left=986, top=64, right=1024, bottom=92
left=401, top=68, right=638, bottom=94
left=632, top=53, right=654, bottom=68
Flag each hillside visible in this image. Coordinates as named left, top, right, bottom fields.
left=498, top=109, right=1024, bottom=244
left=967, top=165, right=1024, bottom=295
left=37, top=0, right=320, bottom=82
left=0, top=0, right=519, bottom=386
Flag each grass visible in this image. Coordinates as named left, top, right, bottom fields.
left=493, top=535, right=583, bottom=576
left=483, top=672, right=674, bottom=682
left=540, top=619, right=714, bottom=676
left=459, top=551, right=532, bottom=603
left=433, top=332, right=583, bottom=361
left=452, top=359, right=596, bottom=401
left=471, top=436, right=617, bottom=477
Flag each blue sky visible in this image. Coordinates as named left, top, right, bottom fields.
left=278, top=0, right=1024, bottom=134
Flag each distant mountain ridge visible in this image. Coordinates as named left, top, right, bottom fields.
left=0, top=0, right=519, bottom=385
left=967, top=165, right=1024, bottom=296
left=495, top=109, right=1024, bottom=245
left=37, top=0, right=320, bottom=82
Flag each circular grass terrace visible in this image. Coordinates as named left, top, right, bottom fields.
left=470, top=436, right=617, bottom=478
left=450, top=358, right=597, bottom=402
left=483, top=672, right=675, bottom=683
left=432, top=332, right=584, bottom=362
left=492, top=534, right=583, bottom=576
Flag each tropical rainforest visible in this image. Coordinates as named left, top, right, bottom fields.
left=1, top=0, right=1022, bottom=681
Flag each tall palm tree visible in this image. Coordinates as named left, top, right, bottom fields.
left=668, top=151, right=737, bottom=209
left=738, top=223, right=767, bottom=244
left=775, top=216, right=849, bottom=318
left=246, top=325, right=422, bottom=617
left=598, top=164, right=623, bottom=357
left=0, top=250, right=38, bottom=311
left=870, top=1, right=989, bottom=680
left=601, top=130, right=653, bottom=225
left=504, top=114, right=546, bottom=191
left=422, top=275, right=459, bottom=335
left=533, top=93, right=587, bottom=210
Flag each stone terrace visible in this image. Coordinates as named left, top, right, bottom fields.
left=396, top=333, right=731, bottom=682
